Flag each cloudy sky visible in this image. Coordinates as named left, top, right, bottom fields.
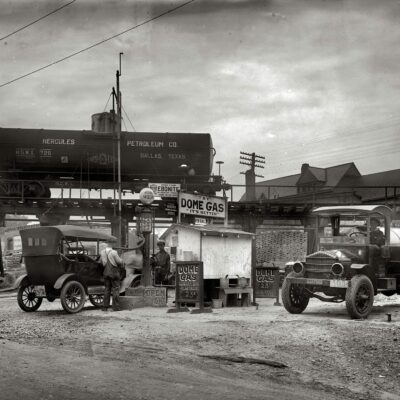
left=1, top=0, right=400, bottom=198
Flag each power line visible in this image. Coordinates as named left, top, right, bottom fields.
left=122, top=104, right=136, bottom=132
left=102, top=91, right=113, bottom=112
left=0, top=0, right=196, bottom=88
left=0, top=0, right=77, bottom=42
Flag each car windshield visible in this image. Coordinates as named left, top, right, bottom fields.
left=60, top=238, right=100, bottom=259
left=319, top=214, right=386, bottom=246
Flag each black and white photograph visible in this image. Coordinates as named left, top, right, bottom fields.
left=0, top=1, right=400, bottom=399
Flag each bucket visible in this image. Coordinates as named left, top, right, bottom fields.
left=212, top=299, right=223, bottom=309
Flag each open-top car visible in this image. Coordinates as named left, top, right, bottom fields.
left=282, top=205, right=400, bottom=319
left=15, top=225, right=124, bottom=313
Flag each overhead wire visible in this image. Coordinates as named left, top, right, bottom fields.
left=102, top=91, right=113, bottom=113
left=0, top=0, right=77, bottom=42
left=0, top=0, right=196, bottom=88
left=122, top=104, right=136, bottom=132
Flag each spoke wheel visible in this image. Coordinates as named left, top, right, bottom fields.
left=89, top=294, right=104, bottom=308
left=345, top=275, right=374, bottom=319
left=60, top=281, right=86, bottom=313
left=17, top=284, right=43, bottom=312
left=282, top=272, right=309, bottom=314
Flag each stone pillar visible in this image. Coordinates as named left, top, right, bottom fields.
left=110, top=216, right=129, bottom=248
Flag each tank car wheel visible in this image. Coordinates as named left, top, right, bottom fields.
left=60, top=281, right=86, bottom=313
left=89, top=294, right=104, bottom=308
left=345, top=275, right=374, bottom=319
left=17, top=284, right=43, bottom=312
left=282, top=272, right=309, bottom=314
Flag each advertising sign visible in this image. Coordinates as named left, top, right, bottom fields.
left=254, top=265, right=280, bottom=304
left=178, top=192, right=227, bottom=219
left=139, top=188, right=155, bottom=205
left=175, top=261, right=203, bottom=304
left=148, top=183, right=180, bottom=198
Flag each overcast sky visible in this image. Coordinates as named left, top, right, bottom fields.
left=1, top=0, right=399, bottom=196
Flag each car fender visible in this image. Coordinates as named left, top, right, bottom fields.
left=120, top=273, right=141, bottom=293
left=350, top=264, right=376, bottom=290
left=53, top=273, right=80, bottom=290
left=13, top=274, right=29, bottom=289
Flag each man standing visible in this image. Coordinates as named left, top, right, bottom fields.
left=152, top=240, right=171, bottom=285
left=101, top=240, right=123, bottom=311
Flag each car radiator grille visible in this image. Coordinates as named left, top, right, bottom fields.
left=305, top=254, right=335, bottom=279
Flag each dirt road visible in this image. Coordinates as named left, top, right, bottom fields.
left=0, top=292, right=399, bottom=400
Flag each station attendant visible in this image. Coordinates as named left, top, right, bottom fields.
left=152, top=240, right=171, bottom=285
left=101, top=240, right=123, bottom=311
left=369, top=217, right=385, bottom=247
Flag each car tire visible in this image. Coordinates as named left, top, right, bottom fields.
left=17, top=284, right=43, bottom=312
left=345, top=275, right=374, bottom=319
left=60, top=280, right=86, bottom=313
left=89, top=294, right=104, bottom=308
left=131, top=278, right=141, bottom=288
left=281, top=272, right=309, bottom=314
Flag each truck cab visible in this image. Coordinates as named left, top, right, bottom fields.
left=282, top=205, right=400, bottom=319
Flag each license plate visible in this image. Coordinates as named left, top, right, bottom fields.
left=33, top=285, right=46, bottom=297
left=329, top=280, right=348, bottom=288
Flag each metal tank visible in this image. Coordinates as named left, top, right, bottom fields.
left=0, top=126, right=215, bottom=188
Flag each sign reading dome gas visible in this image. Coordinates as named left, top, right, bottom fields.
left=139, top=188, right=155, bottom=205
left=178, top=192, right=226, bottom=219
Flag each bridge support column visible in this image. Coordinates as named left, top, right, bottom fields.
left=110, top=216, right=129, bottom=248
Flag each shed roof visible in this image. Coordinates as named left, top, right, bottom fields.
left=160, top=224, right=254, bottom=240
left=313, top=205, right=392, bottom=218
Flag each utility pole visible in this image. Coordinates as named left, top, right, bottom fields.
left=116, top=53, right=123, bottom=246
left=240, top=151, right=265, bottom=202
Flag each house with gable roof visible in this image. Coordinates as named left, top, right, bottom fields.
left=241, top=162, right=400, bottom=205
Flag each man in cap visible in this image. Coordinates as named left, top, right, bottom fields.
left=369, top=217, right=385, bottom=247
left=152, top=240, right=171, bottom=285
left=100, top=240, right=123, bottom=311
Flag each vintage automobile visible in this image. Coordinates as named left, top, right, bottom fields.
left=282, top=205, right=400, bottom=319
left=15, top=225, right=141, bottom=313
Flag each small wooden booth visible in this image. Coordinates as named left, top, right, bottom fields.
left=160, top=224, right=254, bottom=306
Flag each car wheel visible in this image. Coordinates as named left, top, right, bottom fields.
left=89, top=294, right=104, bottom=308
left=17, top=284, right=43, bottom=312
left=60, top=281, right=86, bottom=313
left=131, top=278, right=141, bottom=288
left=345, top=275, right=374, bottom=319
left=281, top=272, right=309, bottom=314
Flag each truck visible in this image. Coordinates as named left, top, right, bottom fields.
left=282, top=205, right=400, bottom=319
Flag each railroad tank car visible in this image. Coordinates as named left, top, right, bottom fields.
left=0, top=127, right=216, bottom=197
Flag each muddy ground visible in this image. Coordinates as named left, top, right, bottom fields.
left=0, top=291, right=399, bottom=400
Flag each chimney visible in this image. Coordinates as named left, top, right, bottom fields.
left=301, top=163, right=309, bottom=174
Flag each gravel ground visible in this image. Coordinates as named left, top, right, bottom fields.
left=0, top=291, right=399, bottom=400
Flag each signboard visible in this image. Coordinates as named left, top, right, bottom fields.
left=254, top=265, right=280, bottom=301
left=164, top=201, right=178, bottom=216
left=178, top=192, right=227, bottom=219
left=125, top=287, right=167, bottom=307
left=148, top=183, right=180, bottom=198
left=139, top=188, right=155, bottom=205
left=175, top=261, right=203, bottom=305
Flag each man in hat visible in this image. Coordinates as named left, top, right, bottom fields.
left=100, top=240, right=123, bottom=311
left=152, top=240, right=171, bottom=285
left=369, top=217, right=385, bottom=247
